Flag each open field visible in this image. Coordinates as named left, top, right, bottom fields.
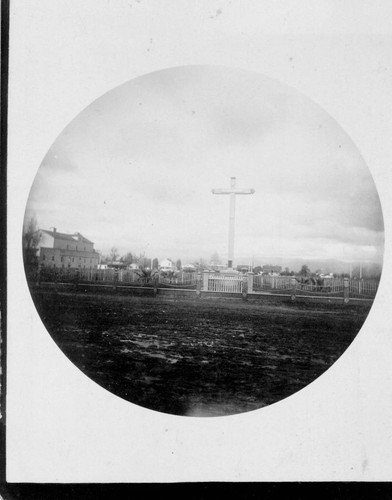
left=30, top=289, right=372, bottom=417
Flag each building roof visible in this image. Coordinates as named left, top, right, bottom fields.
left=40, top=229, right=94, bottom=245
left=159, top=258, right=175, bottom=266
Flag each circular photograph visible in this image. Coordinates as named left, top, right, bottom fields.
left=23, top=65, right=384, bottom=417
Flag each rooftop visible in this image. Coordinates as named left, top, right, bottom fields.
left=40, top=229, right=94, bottom=245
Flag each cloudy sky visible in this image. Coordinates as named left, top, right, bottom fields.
left=25, top=65, right=384, bottom=266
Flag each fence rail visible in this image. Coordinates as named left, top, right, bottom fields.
left=35, top=268, right=199, bottom=288
left=207, top=274, right=244, bottom=293
left=253, top=275, right=292, bottom=290
left=31, top=268, right=380, bottom=299
left=349, top=279, right=379, bottom=297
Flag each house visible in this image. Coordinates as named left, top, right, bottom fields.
left=106, top=261, right=127, bottom=270
left=36, top=228, right=100, bottom=270
left=182, top=263, right=197, bottom=272
left=159, top=258, right=176, bottom=272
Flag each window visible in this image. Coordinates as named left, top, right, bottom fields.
left=52, top=256, right=54, bottom=261
left=43, top=255, right=46, bottom=261
left=61, top=257, right=64, bottom=262
left=72, top=258, right=74, bottom=262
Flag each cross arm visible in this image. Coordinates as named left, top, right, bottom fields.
left=234, top=188, right=255, bottom=195
left=212, top=188, right=255, bottom=195
left=212, top=189, right=231, bottom=195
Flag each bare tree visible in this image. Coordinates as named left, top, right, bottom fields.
left=109, top=247, right=119, bottom=262
left=23, top=216, right=40, bottom=277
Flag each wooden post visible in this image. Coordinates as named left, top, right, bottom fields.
left=203, top=270, right=210, bottom=291
left=196, top=272, right=202, bottom=298
left=36, top=267, right=41, bottom=287
left=291, top=277, right=297, bottom=301
left=242, top=276, right=248, bottom=301
left=344, top=277, right=350, bottom=303
left=153, top=274, right=158, bottom=297
left=247, top=272, right=254, bottom=294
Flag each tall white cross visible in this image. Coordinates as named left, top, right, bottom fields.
left=212, top=177, right=255, bottom=269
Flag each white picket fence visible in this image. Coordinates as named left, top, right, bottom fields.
left=253, top=275, right=292, bottom=290
left=252, top=274, right=378, bottom=297
left=207, top=274, right=244, bottom=293
left=36, top=267, right=380, bottom=298
left=349, top=279, right=379, bottom=297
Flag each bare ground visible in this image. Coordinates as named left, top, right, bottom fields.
left=30, top=289, right=371, bottom=417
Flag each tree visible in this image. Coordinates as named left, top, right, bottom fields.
left=135, top=267, right=158, bottom=283
left=152, top=258, right=159, bottom=269
left=196, top=258, right=208, bottom=271
left=136, top=253, right=151, bottom=269
left=299, top=264, right=310, bottom=276
left=22, top=216, right=40, bottom=277
left=100, top=253, right=110, bottom=264
left=109, top=247, right=119, bottom=262
left=121, top=252, right=134, bottom=264
left=176, top=259, right=182, bottom=270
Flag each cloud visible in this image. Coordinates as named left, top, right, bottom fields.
left=25, top=66, right=384, bottom=265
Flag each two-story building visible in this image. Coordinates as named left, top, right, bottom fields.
left=37, top=228, right=100, bottom=270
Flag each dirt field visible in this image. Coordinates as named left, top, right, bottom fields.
left=31, top=289, right=371, bottom=417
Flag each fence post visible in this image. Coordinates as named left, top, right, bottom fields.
left=291, top=277, right=297, bottom=301
left=247, top=272, right=254, bottom=294
left=344, top=277, right=350, bottom=303
left=74, top=268, right=80, bottom=291
left=36, top=268, right=41, bottom=287
left=203, top=270, right=210, bottom=292
left=153, top=274, right=158, bottom=296
left=196, top=272, right=202, bottom=298
left=242, top=276, right=248, bottom=301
